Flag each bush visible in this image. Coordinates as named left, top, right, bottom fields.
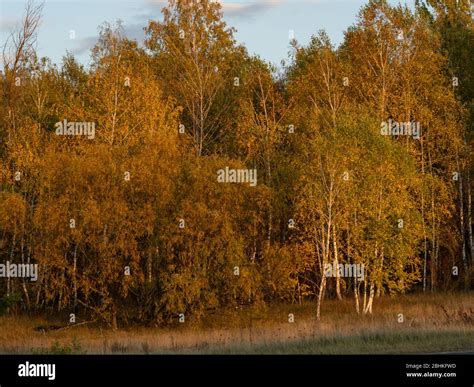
left=0, top=293, right=21, bottom=316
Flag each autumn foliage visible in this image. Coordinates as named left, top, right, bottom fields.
left=0, top=0, right=472, bottom=328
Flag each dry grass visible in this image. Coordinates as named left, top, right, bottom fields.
left=0, top=292, right=472, bottom=354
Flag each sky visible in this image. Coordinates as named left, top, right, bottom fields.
left=0, top=0, right=415, bottom=68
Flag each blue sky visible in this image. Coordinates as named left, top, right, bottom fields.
left=0, top=0, right=415, bottom=68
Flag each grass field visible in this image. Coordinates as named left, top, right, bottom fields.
left=0, top=292, right=472, bottom=354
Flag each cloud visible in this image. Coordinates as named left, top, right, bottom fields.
left=218, top=0, right=335, bottom=18
left=218, top=0, right=282, bottom=18
left=0, top=17, right=19, bottom=33
left=141, top=0, right=283, bottom=20
left=71, top=36, right=98, bottom=56
left=70, top=22, right=147, bottom=57
left=71, top=0, right=329, bottom=56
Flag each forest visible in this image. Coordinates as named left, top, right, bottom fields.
left=0, top=0, right=472, bottom=331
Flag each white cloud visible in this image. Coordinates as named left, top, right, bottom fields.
left=71, top=36, right=98, bottom=56
left=217, top=0, right=282, bottom=17
left=0, top=17, right=19, bottom=33
left=144, top=0, right=284, bottom=19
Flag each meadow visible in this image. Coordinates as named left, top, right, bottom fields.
left=0, top=292, right=471, bottom=354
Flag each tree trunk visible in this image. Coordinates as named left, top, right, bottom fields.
left=354, top=276, right=360, bottom=314
left=420, top=136, right=428, bottom=292
left=363, top=281, right=375, bottom=314
left=467, top=170, right=473, bottom=263
left=73, top=245, right=78, bottom=311
left=456, top=154, right=468, bottom=288
left=333, top=225, right=342, bottom=300
left=316, top=273, right=326, bottom=320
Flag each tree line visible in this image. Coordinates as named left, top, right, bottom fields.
left=0, top=0, right=472, bottom=328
